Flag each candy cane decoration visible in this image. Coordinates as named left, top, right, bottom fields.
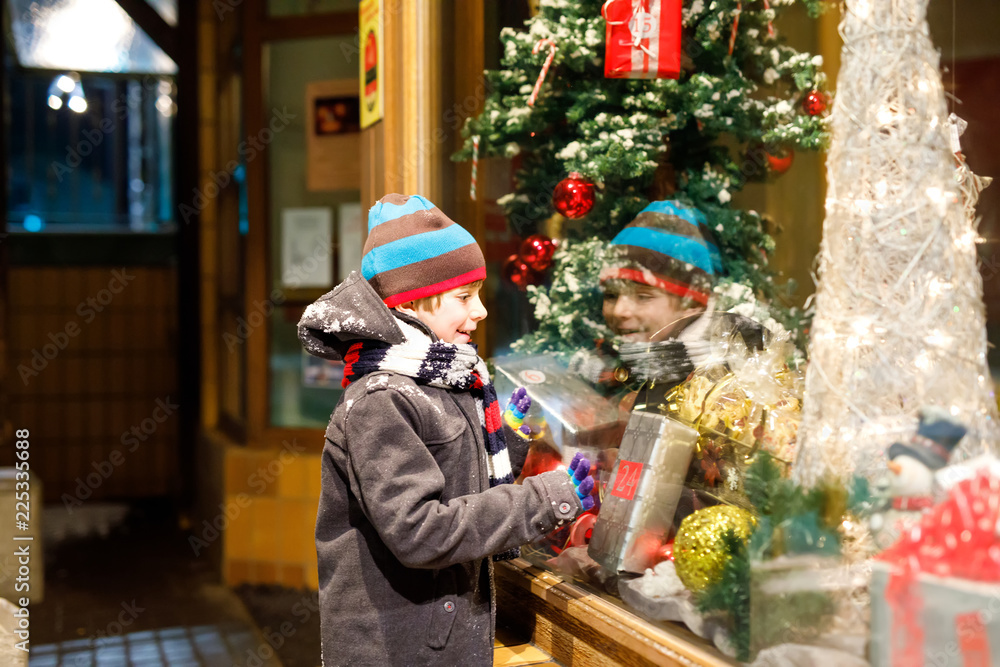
left=470, top=135, right=480, bottom=201
left=728, top=1, right=742, bottom=55
left=762, top=0, right=776, bottom=39
left=730, top=0, right=775, bottom=56
left=527, top=39, right=558, bottom=107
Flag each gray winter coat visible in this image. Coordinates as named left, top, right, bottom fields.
left=298, top=273, right=584, bottom=667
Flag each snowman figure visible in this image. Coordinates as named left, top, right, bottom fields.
left=871, top=406, right=966, bottom=548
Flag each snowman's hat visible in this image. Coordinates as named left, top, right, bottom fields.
left=887, top=406, right=966, bottom=471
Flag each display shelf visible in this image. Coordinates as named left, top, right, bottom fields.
left=496, top=559, right=737, bottom=667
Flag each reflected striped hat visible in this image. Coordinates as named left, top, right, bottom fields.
left=600, top=200, right=722, bottom=305
left=362, top=194, right=486, bottom=308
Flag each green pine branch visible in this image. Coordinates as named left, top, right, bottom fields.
left=455, top=0, right=830, bottom=354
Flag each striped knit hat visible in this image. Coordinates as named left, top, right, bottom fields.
left=362, top=194, right=486, bottom=307
left=600, top=200, right=722, bottom=305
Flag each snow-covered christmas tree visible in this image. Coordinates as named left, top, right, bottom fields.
left=456, top=0, right=829, bottom=354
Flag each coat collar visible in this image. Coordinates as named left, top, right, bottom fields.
left=297, top=271, right=437, bottom=361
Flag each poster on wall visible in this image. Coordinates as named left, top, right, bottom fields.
left=359, top=0, right=383, bottom=129
left=305, top=79, right=361, bottom=191
left=280, top=207, right=333, bottom=289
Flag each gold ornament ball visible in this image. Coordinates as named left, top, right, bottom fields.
left=673, top=505, right=756, bottom=592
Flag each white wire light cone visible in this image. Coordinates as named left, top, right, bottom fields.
left=793, top=0, right=1000, bottom=486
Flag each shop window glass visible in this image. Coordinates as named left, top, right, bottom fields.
left=480, top=4, right=1000, bottom=662
left=6, top=70, right=175, bottom=232
left=265, top=36, right=361, bottom=428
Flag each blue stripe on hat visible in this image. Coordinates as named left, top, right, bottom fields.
left=367, top=194, right=435, bottom=231
left=612, top=227, right=715, bottom=274
left=362, top=225, right=477, bottom=278
left=640, top=201, right=707, bottom=227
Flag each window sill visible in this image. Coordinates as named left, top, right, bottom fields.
left=495, top=558, right=736, bottom=667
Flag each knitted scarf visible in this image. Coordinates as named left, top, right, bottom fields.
left=341, top=320, right=518, bottom=561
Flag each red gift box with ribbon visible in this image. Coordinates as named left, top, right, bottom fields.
left=869, top=471, right=1000, bottom=666
left=603, top=0, right=682, bottom=80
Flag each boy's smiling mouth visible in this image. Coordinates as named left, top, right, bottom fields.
left=616, top=329, right=648, bottom=341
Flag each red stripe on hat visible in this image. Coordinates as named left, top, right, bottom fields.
left=601, top=267, right=709, bottom=305
left=383, top=267, right=487, bottom=307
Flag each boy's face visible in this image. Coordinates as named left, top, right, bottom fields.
left=602, top=281, right=701, bottom=342
left=399, top=283, right=487, bottom=344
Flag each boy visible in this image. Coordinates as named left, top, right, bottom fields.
left=598, top=201, right=767, bottom=530
left=298, top=194, right=593, bottom=666
left=599, top=199, right=764, bottom=395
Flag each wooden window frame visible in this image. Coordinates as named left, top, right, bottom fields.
left=237, top=0, right=492, bottom=448
left=242, top=0, right=360, bottom=447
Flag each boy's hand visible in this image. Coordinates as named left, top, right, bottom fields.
left=503, top=387, right=532, bottom=438
left=567, top=453, right=596, bottom=511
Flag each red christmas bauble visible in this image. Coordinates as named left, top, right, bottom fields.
left=766, top=149, right=795, bottom=174
left=630, top=531, right=668, bottom=571
left=655, top=540, right=675, bottom=564
left=803, top=90, right=828, bottom=116
left=553, top=172, right=595, bottom=219
left=520, top=234, right=557, bottom=271
left=502, top=253, right=538, bottom=290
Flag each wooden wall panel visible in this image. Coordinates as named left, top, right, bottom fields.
left=6, top=266, right=179, bottom=503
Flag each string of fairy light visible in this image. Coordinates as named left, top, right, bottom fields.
left=793, top=0, right=999, bottom=486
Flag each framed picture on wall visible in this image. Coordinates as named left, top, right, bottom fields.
left=314, top=96, right=360, bottom=135
left=305, top=79, right=361, bottom=191
left=280, top=207, right=333, bottom=289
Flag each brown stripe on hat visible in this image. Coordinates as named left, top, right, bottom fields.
left=363, top=207, right=455, bottom=250
left=375, top=243, right=486, bottom=304
left=628, top=212, right=708, bottom=240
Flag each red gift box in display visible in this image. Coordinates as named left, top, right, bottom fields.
left=603, top=0, right=682, bottom=80
left=870, top=471, right=1000, bottom=666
